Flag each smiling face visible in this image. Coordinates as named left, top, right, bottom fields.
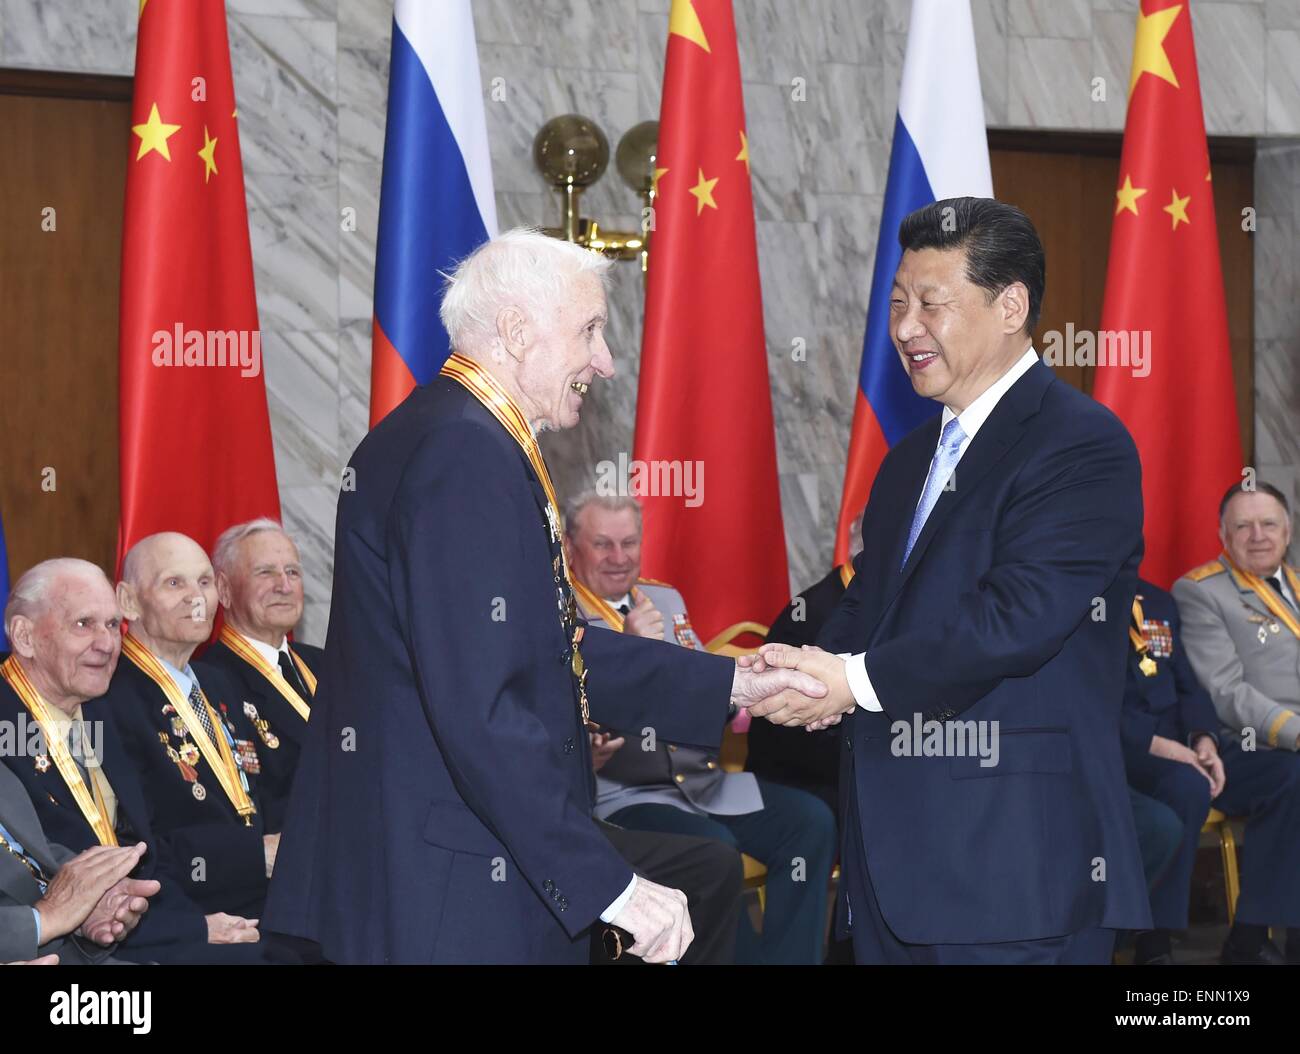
left=889, top=246, right=1030, bottom=413
left=217, top=530, right=304, bottom=645
left=119, top=534, right=217, bottom=650
left=567, top=504, right=642, bottom=600
left=11, top=569, right=122, bottom=707
left=513, top=271, right=614, bottom=432
left=1221, top=491, right=1293, bottom=577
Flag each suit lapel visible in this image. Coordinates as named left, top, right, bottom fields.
left=878, top=362, right=1055, bottom=617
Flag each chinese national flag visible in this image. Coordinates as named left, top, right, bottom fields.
left=1094, top=0, right=1241, bottom=588
left=117, top=0, right=280, bottom=569
left=635, top=0, right=788, bottom=644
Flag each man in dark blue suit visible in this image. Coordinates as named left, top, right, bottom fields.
left=263, top=229, right=824, bottom=964
left=756, top=198, right=1150, bottom=963
left=1123, top=578, right=1300, bottom=965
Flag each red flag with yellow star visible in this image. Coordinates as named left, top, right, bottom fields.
left=1094, top=0, right=1241, bottom=587
left=634, top=0, right=788, bottom=643
left=117, top=0, right=280, bottom=569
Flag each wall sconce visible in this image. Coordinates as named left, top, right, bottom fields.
left=533, top=114, right=659, bottom=270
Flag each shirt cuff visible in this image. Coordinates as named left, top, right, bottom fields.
left=32, top=906, right=41, bottom=946
left=600, top=874, right=637, bottom=923
left=840, top=653, right=882, bottom=712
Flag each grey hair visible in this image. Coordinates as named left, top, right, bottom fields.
left=212, top=517, right=293, bottom=576
left=564, top=490, right=642, bottom=540
left=439, top=227, right=613, bottom=351
left=4, top=558, right=112, bottom=638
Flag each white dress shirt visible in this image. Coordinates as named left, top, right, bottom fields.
left=842, top=346, right=1040, bottom=712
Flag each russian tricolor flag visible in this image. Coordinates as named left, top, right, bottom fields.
left=369, top=0, right=498, bottom=426
left=833, top=0, right=991, bottom=562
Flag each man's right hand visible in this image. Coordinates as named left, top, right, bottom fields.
left=34, top=843, right=148, bottom=943
left=624, top=594, right=665, bottom=640
left=206, top=912, right=261, bottom=944
left=610, top=877, right=693, bottom=963
left=1149, top=735, right=1217, bottom=794
left=263, top=833, right=281, bottom=878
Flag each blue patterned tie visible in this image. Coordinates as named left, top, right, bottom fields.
left=901, top=416, right=966, bottom=568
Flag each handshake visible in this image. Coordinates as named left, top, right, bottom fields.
left=730, top=644, right=859, bottom=731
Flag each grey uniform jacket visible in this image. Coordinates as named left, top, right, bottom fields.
left=0, top=762, right=125, bottom=964
left=1172, top=556, right=1300, bottom=750
left=588, top=579, right=764, bottom=819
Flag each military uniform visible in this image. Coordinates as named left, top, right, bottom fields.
left=574, top=575, right=836, bottom=965
left=1126, top=579, right=1300, bottom=960
left=1172, top=556, right=1300, bottom=749
left=0, top=662, right=266, bottom=963
left=103, top=637, right=270, bottom=918
left=200, top=630, right=323, bottom=832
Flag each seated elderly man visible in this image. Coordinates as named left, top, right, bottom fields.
left=102, top=532, right=275, bottom=920
left=1173, top=480, right=1300, bottom=963
left=564, top=491, right=836, bottom=964
left=0, top=557, right=261, bottom=962
left=201, top=518, right=322, bottom=831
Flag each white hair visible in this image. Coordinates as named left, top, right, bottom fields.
left=4, top=558, right=112, bottom=638
left=564, top=490, right=641, bottom=540
left=212, top=517, right=293, bottom=577
left=439, top=227, right=613, bottom=351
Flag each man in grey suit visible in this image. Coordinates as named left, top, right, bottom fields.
left=1173, top=480, right=1300, bottom=963
left=1, top=762, right=158, bottom=964
left=564, top=491, right=836, bottom=964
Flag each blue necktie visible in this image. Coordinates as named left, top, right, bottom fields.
left=901, top=416, right=966, bottom=568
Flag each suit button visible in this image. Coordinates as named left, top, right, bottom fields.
left=706, top=760, right=717, bottom=770
left=668, top=745, right=677, bottom=752
left=543, top=879, right=555, bottom=894
left=563, top=738, right=575, bottom=754
left=846, top=737, right=853, bottom=751
left=675, top=774, right=685, bottom=783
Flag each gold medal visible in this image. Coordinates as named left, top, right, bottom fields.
left=1138, top=656, right=1157, bottom=677
left=166, top=746, right=181, bottom=763
left=178, top=742, right=200, bottom=766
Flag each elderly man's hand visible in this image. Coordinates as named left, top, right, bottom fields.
left=206, top=913, right=261, bottom=944
left=7, top=954, right=60, bottom=965
left=34, top=843, right=149, bottom=944
left=610, top=877, right=693, bottom=963
left=745, top=644, right=857, bottom=728
left=79, top=875, right=160, bottom=946
left=588, top=729, right=626, bottom=773
left=624, top=593, right=665, bottom=640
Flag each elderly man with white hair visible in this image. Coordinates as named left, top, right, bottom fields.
left=0, top=557, right=266, bottom=963
left=202, top=518, right=323, bottom=832
left=0, top=558, right=160, bottom=964
left=100, top=532, right=276, bottom=922
left=263, top=228, right=824, bottom=964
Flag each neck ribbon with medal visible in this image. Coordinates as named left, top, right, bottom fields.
left=1129, top=596, right=1159, bottom=677
left=440, top=353, right=590, bottom=722
left=1220, top=554, right=1300, bottom=644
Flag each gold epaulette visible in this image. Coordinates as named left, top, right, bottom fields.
left=637, top=576, right=671, bottom=588
left=1184, top=559, right=1227, bottom=583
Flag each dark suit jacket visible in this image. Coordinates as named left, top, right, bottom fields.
left=0, top=762, right=120, bottom=964
left=263, top=377, right=733, bottom=964
left=103, top=658, right=269, bottom=917
left=198, top=639, right=322, bottom=832
left=1120, top=579, right=1221, bottom=772
left=819, top=360, right=1150, bottom=943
